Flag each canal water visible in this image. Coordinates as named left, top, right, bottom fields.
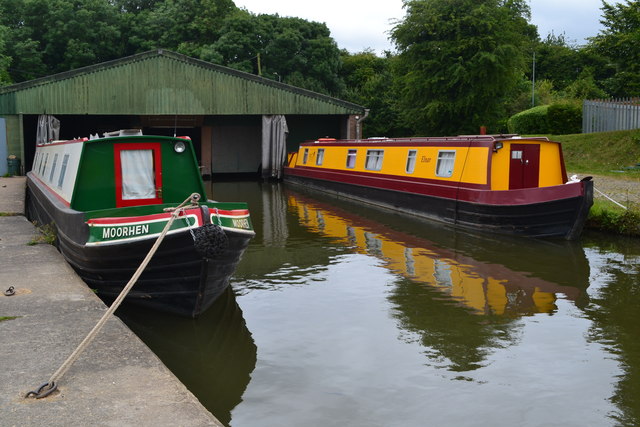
left=117, top=181, right=640, bottom=427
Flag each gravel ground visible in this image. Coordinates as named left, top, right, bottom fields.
left=571, top=172, right=640, bottom=207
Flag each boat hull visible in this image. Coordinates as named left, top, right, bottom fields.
left=26, top=173, right=253, bottom=317
left=284, top=168, right=593, bottom=240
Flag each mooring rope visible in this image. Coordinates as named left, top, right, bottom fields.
left=594, top=186, right=628, bottom=210
left=26, top=193, right=201, bottom=399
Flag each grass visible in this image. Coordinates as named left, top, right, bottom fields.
left=586, top=199, right=640, bottom=236
left=549, top=129, right=640, bottom=179
left=0, top=316, right=19, bottom=322
left=27, top=222, right=57, bottom=246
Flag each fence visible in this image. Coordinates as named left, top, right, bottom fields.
left=583, top=98, right=640, bottom=133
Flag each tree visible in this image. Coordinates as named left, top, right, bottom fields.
left=0, top=24, right=12, bottom=85
left=208, top=11, right=345, bottom=96
left=339, top=50, right=406, bottom=137
left=391, top=0, right=537, bottom=135
left=0, top=0, right=123, bottom=81
left=590, top=0, right=640, bottom=97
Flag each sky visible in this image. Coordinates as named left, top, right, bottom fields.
left=233, top=0, right=616, bottom=54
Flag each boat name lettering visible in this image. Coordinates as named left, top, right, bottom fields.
left=102, top=224, right=150, bottom=239
left=232, top=218, right=250, bottom=229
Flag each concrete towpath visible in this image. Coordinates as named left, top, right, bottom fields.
left=0, top=177, right=223, bottom=426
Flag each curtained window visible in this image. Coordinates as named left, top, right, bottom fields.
left=120, top=149, right=156, bottom=200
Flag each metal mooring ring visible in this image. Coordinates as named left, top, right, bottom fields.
left=4, top=286, right=15, bottom=296
left=25, top=381, right=58, bottom=399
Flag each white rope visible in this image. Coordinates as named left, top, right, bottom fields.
left=44, top=194, right=200, bottom=391
left=594, top=186, right=628, bottom=210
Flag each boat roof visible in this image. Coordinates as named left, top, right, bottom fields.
left=36, top=130, right=190, bottom=147
left=300, top=135, right=551, bottom=146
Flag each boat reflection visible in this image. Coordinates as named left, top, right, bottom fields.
left=286, top=189, right=590, bottom=317
left=286, top=188, right=591, bottom=372
left=116, top=287, right=256, bottom=425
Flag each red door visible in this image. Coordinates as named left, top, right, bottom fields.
left=509, top=144, right=540, bottom=189
left=114, top=142, right=163, bottom=207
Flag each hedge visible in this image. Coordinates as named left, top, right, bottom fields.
left=508, top=103, right=582, bottom=135
left=507, top=105, right=549, bottom=134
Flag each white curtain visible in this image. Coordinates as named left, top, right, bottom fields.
left=261, top=115, right=289, bottom=179
left=36, top=115, right=60, bottom=144
left=121, top=150, right=156, bottom=199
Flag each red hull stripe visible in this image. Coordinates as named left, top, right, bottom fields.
left=87, top=208, right=250, bottom=225
left=285, top=167, right=585, bottom=206
left=30, top=172, right=71, bottom=207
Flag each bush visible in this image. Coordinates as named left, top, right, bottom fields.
left=508, top=102, right=583, bottom=135
left=507, top=105, right=549, bottom=134
left=547, top=103, right=582, bottom=134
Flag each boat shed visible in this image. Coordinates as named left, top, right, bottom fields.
left=0, top=49, right=365, bottom=177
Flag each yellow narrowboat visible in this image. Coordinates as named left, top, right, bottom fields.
left=283, top=135, right=593, bottom=239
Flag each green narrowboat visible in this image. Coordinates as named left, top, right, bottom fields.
left=26, top=129, right=255, bottom=317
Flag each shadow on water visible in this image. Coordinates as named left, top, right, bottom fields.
left=116, top=287, right=257, bottom=426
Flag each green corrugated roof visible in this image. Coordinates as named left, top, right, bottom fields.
left=0, top=50, right=364, bottom=115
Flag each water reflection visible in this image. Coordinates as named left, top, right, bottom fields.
left=287, top=189, right=590, bottom=317
left=116, top=287, right=256, bottom=426
left=120, top=181, right=640, bottom=426
left=581, top=234, right=640, bottom=426
left=284, top=189, right=592, bottom=373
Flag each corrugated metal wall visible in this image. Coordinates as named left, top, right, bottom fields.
left=0, top=50, right=363, bottom=116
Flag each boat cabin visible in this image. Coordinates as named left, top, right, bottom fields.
left=286, top=135, right=568, bottom=191
left=30, top=130, right=206, bottom=212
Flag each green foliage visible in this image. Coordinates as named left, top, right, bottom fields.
left=563, top=69, right=608, bottom=100
left=0, top=316, right=19, bottom=322
left=339, top=50, right=406, bottom=137
left=28, top=222, right=57, bottom=246
left=590, top=0, right=640, bottom=96
left=391, top=0, right=537, bottom=135
left=507, top=105, right=549, bottom=134
left=206, top=11, right=345, bottom=95
left=587, top=200, right=640, bottom=236
left=547, top=103, right=582, bottom=134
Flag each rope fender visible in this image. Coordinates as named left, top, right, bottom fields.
left=192, top=224, right=228, bottom=258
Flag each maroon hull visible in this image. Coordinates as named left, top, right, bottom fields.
left=284, top=166, right=593, bottom=240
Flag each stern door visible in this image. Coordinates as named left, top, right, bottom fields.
left=114, top=143, right=163, bottom=207
left=509, top=144, right=540, bottom=189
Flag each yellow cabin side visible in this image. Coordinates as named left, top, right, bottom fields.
left=293, top=144, right=491, bottom=186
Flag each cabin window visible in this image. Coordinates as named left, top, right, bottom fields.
left=435, top=150, right=456, bottom=177
left=365, top=149, right=384, bottom=171
left=316, top=148, right=325, bottom=166
left=41, top=153, right=49, bottom=176
left=57, top=154, right=70, bottom=188
left=49, top=154, right=58, bottom=183
left=406, top=150, right=417, bottom=174
left=346, top=149, right=357, bottom=169
left=120, top=150, right=156, bottom=200
left=302, top=148, right=309, bottom=164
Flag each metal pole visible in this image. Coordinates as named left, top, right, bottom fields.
left=531, top=52, right=536, bottom=108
